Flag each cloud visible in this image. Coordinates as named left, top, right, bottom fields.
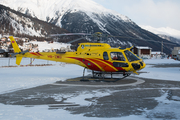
left=124, top=0, right=180, bottom=30
left=92, top=0, right=180, bottom=31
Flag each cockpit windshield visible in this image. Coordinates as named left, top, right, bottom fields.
left=110, top=52, right=125, bottom=61
left=124, top=50, right=140, bottom=62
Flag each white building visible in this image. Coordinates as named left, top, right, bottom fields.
left=172, top=47, right=180, bottom=60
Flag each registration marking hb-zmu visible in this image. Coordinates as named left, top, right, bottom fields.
left=47, top=55, right=62, bottom=59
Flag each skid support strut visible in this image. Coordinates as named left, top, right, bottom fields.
left=83, top=67, right=86, bottom=80
left=81, top=70, right=132, bottom=82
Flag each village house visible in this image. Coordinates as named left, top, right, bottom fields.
left=151, top=51, right=167, bottom=59
left=22, top=43, right=32, bottom=51
left=172, top=47, right=180, bottom=60
left=1, top=37, right=7, bottom=42
left=132, top=46, right=152, bottom=59
left=0, top=41, right=3, bottom=46
left=6, top=41, right=11, bottom=46
left=151, top=51, right=161, bottom=58
left=0, top=49, right=5, bottom=57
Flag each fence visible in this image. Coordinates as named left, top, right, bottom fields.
left=0, top=57, right=60, bottom=67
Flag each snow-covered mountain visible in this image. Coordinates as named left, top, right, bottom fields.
left=0, top=0, right=131, bottom=32
left=0, top=0, right=178, bottom=53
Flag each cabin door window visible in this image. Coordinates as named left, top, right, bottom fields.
left=103, top=52, right=109, bottom=60
left=111, top=52, right=125, bottom=61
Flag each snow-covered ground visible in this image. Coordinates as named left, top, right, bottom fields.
left=136, top=58, right=180, bottom=81
left=0, top=58, right=180, bottom=120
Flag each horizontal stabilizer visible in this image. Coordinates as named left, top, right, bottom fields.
left=10, top=53, right=19, bottom=57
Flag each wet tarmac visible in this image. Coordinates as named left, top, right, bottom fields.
left=148, top=63, right=180, bottom=68
left=0, top=76, right=180, bottom=119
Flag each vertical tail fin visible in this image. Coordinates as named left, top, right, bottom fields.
left=9, top=36, right=22, bottom=65
left=9, top=36, right=21, bottom=53
left=16, top=57, right=23, bottom=65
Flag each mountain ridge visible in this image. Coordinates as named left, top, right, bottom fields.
left=0, top=0, right=134, bottom=30
left=140, top=25, right=180, bottom=39
left=0, top=0, right=179, bottom=54
left=158, top=34, right=180, bottom=45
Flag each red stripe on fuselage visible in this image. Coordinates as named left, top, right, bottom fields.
left=30, top=52, right=39, bottom=56
left=68, top=57, right=126, bottom=72
left=95, top=58, right=126, bottom=72
left=36, top=52, right=43, bottom=56
left=88, top=58, right=117, bottom=72
left=68, top=57, right=102, bottom=71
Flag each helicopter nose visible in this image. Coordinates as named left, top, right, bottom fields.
left=131, top=61, right=146, bottom=71
left=140, top=61, right=146, bottom=70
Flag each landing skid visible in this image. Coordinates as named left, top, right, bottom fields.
left=81, top=68, right=131, bottom=82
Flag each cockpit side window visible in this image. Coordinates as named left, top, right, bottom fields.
left=124, top=50, right=140, bottom=62
left=110, top=52, right=125, bottom=61
left=103, top=52, right=109, bottom=60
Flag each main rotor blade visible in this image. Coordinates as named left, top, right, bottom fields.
left=49, top=33, right=91, bottom=37
left=67, top=37, right=87, bottom=44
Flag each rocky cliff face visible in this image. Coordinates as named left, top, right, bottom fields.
left=0, top=4, right=81, bottom=43
left=0, top=4, right=70, bottom=37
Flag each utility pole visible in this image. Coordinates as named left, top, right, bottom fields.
left=161, top=41, right=163, bottom=54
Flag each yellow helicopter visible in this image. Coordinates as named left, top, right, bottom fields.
left=9, top=32, right=146, bottom=81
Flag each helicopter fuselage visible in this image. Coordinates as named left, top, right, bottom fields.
left=19, top=42, right=146, bottom=74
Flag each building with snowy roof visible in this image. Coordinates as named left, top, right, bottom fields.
left=132, top=46, right=152, bottom=59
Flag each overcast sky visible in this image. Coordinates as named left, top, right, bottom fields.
left=92, top=0, right=180, bottom=31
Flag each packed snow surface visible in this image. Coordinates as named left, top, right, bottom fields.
left=0, top=58, right=180, bottom=119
